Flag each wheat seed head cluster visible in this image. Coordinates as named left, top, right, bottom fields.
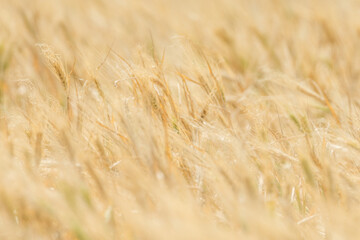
left=1, top=0, right=360, bottom=239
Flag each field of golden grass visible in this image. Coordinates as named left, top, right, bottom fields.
left=1, top=0, right=360, bottom=239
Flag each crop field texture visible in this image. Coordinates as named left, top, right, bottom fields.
left=1, top=0, right=360, bottom=239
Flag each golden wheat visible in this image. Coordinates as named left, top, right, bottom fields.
left=1, top=0, right=360, bottom=239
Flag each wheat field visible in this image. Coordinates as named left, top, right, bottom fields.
left=1, top=0, right=360, bottom=239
